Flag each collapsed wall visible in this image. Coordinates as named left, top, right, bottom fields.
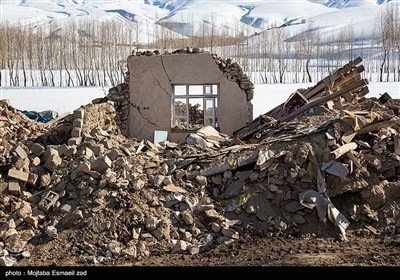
left=86, top=49, right=255, bottom=137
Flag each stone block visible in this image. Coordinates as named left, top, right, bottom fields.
left=91, top=156, right=112, bottom=173
left=60, top=204, right=71, bottom=213
left=44, top=151, right=62, bottom=172
left=57, top=144, right=69, bottom=156
left=71, top=127, right=82, bottom=138
left=64, top=146, right=77, bottom=157
left=16, top=204, right=32, bottom=219
left=31, top=143, right=45, bottom=157
left=0, top=183, right=7, bottom=194
left=73, top=118, right=83, bottom=129
left=68, top=137, right=81, bottom=146
left=24, top=216, right=38, bottom=228
left=38, top=191, right=59, bottom=213
left=77, top=161, right=91, bottom=173
left=8, top=169, right=29, bottom=183
left=73, top=108, right=84, bottom=119
left=14, top=145, right=28, bottom=159
left=27, top=173, right=39, bottom=188
left=221, top=228, right=240, bottom=239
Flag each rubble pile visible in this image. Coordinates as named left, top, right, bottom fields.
left=0, top=102, right=243, bottom=266
left=0, top=57, right=399, bottom=266
left=92, top=83, right=130, bottom=135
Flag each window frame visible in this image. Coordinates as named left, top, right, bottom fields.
left=172, top=84, right=219, bottom=131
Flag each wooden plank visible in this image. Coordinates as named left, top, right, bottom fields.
left=303, top=57, right=362, bottom=99
left=331, top=142, right=358, bottom=159
left=355, top=87, right=369, bottom=97
left=346, top=151, right=362, bottom=168
left=279, top=79, right=368, bottom=122
left=356, top=118, right=400, bottom=135
left=43, top=112, right=70, bottom=128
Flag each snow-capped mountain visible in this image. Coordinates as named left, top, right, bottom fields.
left=0, top=0, right=398, bottom=42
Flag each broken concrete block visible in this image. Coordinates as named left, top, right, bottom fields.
left=38, top=191, right=59, bottom=213
left=16, top=204, right=32, bottom=219
left=107, top=241, right=123, bottom=256
left=162, top=176, right=173, bottom=186
left=221, top=228, right=239, bottom=239
left=182, top=210, right=194, bottom=225
left=211, top=222, right=221, bottom=233
left=8, top=168, right=29, bottom=183
left=71, top=127, right=82, bottom=138
left=122, top=245, right=137, bottom=258
left=77, top=161, right=91, bottom=173
left=91, top=156, right=111, bottom=173
left=57, top=144, right=69, bottom=156
left=189, top=246, right=200, bottom=255
left=68, top=137, right=81, bottom=146
left=60, top=204, right=71, bottom=213
left=8, top=182, right=21, bottom=195
left=14, top=145, right=28, bottom=159
left=132, top=228, right=141, bottom=240
left=40, top=173, right=51, bottom=188
left=103, top=140, right=114, bottom=150
left=107, top=149, right=119, bottom=161
left=24, top=216, right=38, bottom=228
left=73, top=118, right=83, bottom=129
left=20, top=229, right=35, bottom=242
left=196, top=175, right=208, bottom=186
left=31, top=143, right=45, bottom=157
left=27, top=173, right=39, bottom=188
left=0, top=182, right=7, bottom=194
left=4, top=228, right=19, bottom=243
left=88, top=144, right=104, bottom=156
left=145, top=216, right=158, bottom=231
left=31, top=157, right=41, bottom=166
left=45, top=226, right=58, bottom=239
left=132, top=178, right=145, bottom=191
left=171, top=240, right=187, bottom=254
left=204, top=209, right=220, bottom=219
left=44, top=150, right=62, bottom=172
left=73, top=108, right=84, bottom=119
left=196, top=204, right=214, bottom=212
left=62, top=210, right=83, bottom=229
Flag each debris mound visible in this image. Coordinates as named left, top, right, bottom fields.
left=0, top=57, right=399, bottom=266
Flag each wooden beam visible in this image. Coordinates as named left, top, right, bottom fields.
left=303, top=57, right=362, bottom=99
left=44, top=112, right=70, bottom=128
left=331, top=142, right=358, bottom=159
left=346, top=151, right=362, bottom=168
left=356, top=118, right=400, bottom=135
left=279, top=79, right=369, bottom=122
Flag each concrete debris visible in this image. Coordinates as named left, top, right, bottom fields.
left=0, top=57, right=399, bottom=266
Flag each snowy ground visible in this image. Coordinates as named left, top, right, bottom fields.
left=0, top=82, right=398, bottom=118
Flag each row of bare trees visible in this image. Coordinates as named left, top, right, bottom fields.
left=0, top=4, right=399, bottom=87
left=0, top=20, right=133, bottom=87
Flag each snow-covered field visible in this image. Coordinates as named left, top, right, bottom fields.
left=1, top=82, right=398, bottom=119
